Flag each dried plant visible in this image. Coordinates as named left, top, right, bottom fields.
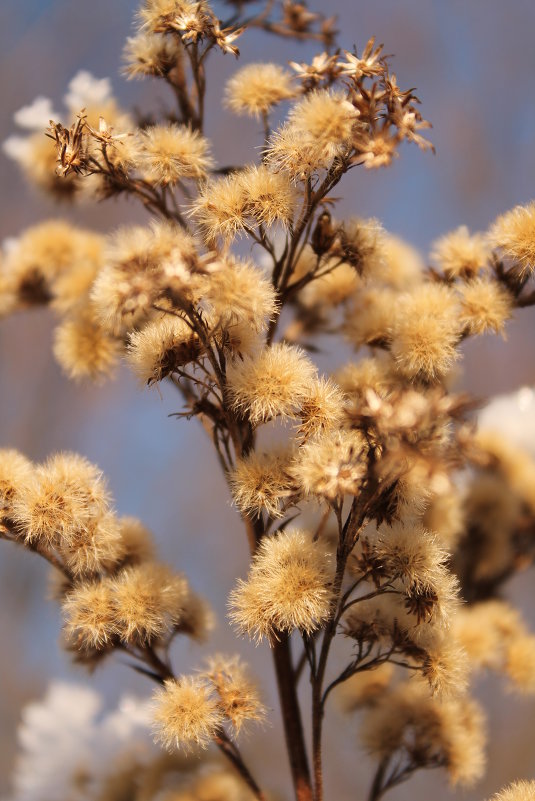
left=2, top=2, right=535, bottom=801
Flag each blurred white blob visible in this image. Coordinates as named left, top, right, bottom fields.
left=13, top=97, right=60, bottom=130
left=479, top=386, right=535, bottom=457
left=5, top=682, right=155, bottom=801
left=64, top=71, right=112, bottom=111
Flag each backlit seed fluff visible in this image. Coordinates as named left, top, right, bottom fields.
left=140, top=123, right=213, bottom=184
left=361, top=681, right=486, bottom=786
left=112, top=562, right=190, bottom=644
left=292, top=430, right=368, bottom=500
left=288, top=90, right=359, bottom=158
left=117, top=516, right=156, bottom=565
left=344, top=287, right=397, bottom=348
left=127, top=315, right=201, bottom=385
left=376, top=233, right=424, bottom=288
left=53, top=312, right=120, bottom=382
left=59, top=511, right=125, bottom=576
left=229, top=448, right=294, bottom=519
left=0, top=449, right=34, bottom=518
left=297, top=377, right=346, bottom=440
left=152, top=676, right=224, bottom=752
left=123, top=32, right=178, bottom=78
left=390, top=283, right=461, bottom=380
left=63, top=579, right=116, bottom=649
left=226, top=343, right=317, bottom=425
left=337, top=663, right=394, bottom=711
left=190, top=175, right=247, bottom=242
left=238, top=164, right=296, bottom=227
left=11, top=453, right=110, bottom=547
left=458, top=278, right=512, bottom=336
left=204, top=655, right=266, bottom=734
left=265, top=123, right=328, bottom=180
left=374, top=522, right=451, bottom=592
left=504, top=636, right=535, bottom=693
left=300, top=259, right=360, bottom=309
left=489, top=781, right=535, bottom=801
left=225, top=63, right=295, bottom=118
left=229, top=529, right=334, bottom=641
left=430, top=225, right=490, bottom=279
left=206, top=258, right=278, bottom=333
left=488, top=201, right=535, bottom=278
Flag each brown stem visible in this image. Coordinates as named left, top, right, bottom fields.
left=215, top=728, right=268, bottom=801
left=271, top=632, right=313, bottom=801
left=368, top=757, right=390, bottom=801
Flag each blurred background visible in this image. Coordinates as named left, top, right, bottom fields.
left=1, top=0, right=535, bottom=798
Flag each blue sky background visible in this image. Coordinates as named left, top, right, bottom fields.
left=1, top=1, right=535, bottom=798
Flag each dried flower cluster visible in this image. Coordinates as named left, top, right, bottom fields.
left=3, top=2, right=535, bottom=801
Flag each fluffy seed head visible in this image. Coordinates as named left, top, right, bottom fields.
left=53, top=312, right=120, bottom=383
left=127, top=315, right=201, bottom=385
left=430, top=225, right=490, bottom=279
left=11, top=453, right=110, bottom=547
left=226, top=343, right=317, bottom=425
left=229, top=529, right=333, bottom=641
left=112, top=562, right=190, bottom=645
left=225, top=63, right=295, bottom=118
left=140, top=123, right=213, bottom=184
left=361, top=681, right=486, bottom=786
left=292, top=430, right=368, bottom=500
left=152, top=676, right=224, bottom=752
left=229, top=449, right=294, bottom=519
left=59, top=511, right=124, bottom=576
left=288, top=90, right=359, bottom=159
left=238, top=164, right=296, bottom=227
left=297, top=377, right=346, bottom=440
left=488, top=201, right=535, bottom=278
left=123, top=31, right=179, bottom=78
left=206, top=258, right=278, bottom=333
left=0, top=449, right=34, bottom=520
left=203, top=655, right=266, bottom=735
left=190, top=175, right=247, bottom=242
left=390, top=283, right=461, bottom=380
left=489, top=782, right=535, bottom=801
left=63, top=579, right=116, bottom=649
left=117, top=516, right=156, bottom=566
left=458, top=278, right=512, bottom=336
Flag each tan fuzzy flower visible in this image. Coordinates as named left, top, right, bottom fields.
left=152, top=676, right=224, bottom=752
left=229, top=448, right=295, bottom=519
left=292, top=429, right=368, bottom=500
left=362, top=680, right=486, bottom=786
left=0, top=449, right=34, bottom=521
left=127, top=314, right=201, bottom=385
left=229, top=529, right=333, bottom=641
left=297, top=377, right=346, bottom=440
left=238, top=164, right=296, bottom=227
left=63, top=579, right=116, bottom=649
left=203, top=655, right=266, bottom=734
left=112, top=562, right=190, bottom=645
left=489, top=782, right=535, bottom=801
left=59, top=511, right=125, bottom=577
left=190, top=174, right=248, bottom=242
left=226, top=343, right=317, bottom=425
left=225, top=63, right=295, bottom=118
left=457, top=277, right=512, bottom=336
left=53, top=311, right=121, bottom=383
left=12, top=453, right=110, bottom=547
left=390, top=283, right=461, bottom=381
left=206, top=257, right=278, bottom=333
left=431, top=225, right=490, bottom=279
left=488, top=201, right=535, bottom=278
left=288, top=90, right=359, bottom=159
left=140, top=123, right=213, bottom=184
